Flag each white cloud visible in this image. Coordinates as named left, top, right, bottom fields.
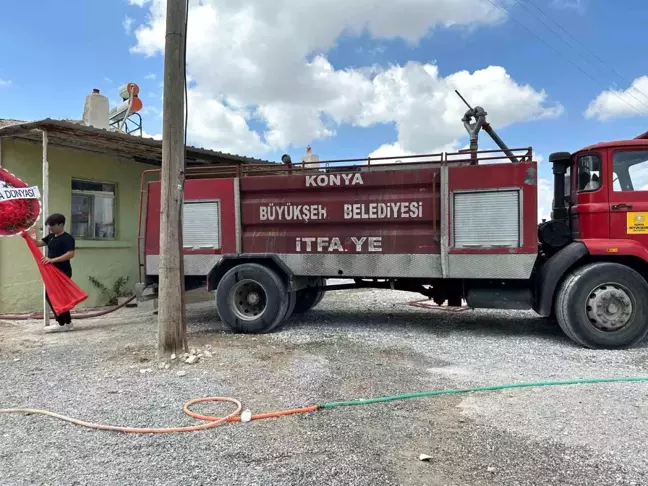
left=123, top=16, right=135, bottom=35
left=141, top=130, right=162, bottom=141
left=128, top=0, right=151, bottom=6
left=128, top=0, right=563, bottom=155
left=186, top=90, right=268, bottom=155
left=0, top=79, right=11, bottom=87
left=585, top=76, right=648, bottom=121
left=369, top=143, right=416, bottom=161
left=144, top=73, right=156, bottom=80
left=356, top=63, right=563, bottom=154
left=257, top=103, right=335, bottom=148
left=140, top=105, right=162, bottom=119
left=369, top=141, right=462, bottom=164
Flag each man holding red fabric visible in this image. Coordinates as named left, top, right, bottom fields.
left=29, top=213, right=76, bottom=331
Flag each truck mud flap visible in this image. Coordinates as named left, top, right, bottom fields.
left=536, top=242, right=588, bottom=317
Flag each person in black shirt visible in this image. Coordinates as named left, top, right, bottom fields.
left=30, top=213, right=77, bottom=331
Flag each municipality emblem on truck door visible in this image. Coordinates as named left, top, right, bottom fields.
left=626, top=212, right=648, bottom=234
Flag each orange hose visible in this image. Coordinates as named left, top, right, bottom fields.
left=185, top=401, right=319, bottom=423
left=0, top=398, right=319, bottom=434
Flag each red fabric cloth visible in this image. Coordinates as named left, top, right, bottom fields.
left=21, top=232, right=88, bottom=315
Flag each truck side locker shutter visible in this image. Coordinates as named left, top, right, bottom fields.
left=183, top=201, right=221, bottom=249
left=453, top=190, right=520, bottom=248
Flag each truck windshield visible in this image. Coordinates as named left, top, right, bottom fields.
left=613, top=150, right=648, bottom=191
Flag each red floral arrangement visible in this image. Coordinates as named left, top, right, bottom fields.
left=0, top=168, right=87, bottom=315
left=0, top=168, right=41, bottom=236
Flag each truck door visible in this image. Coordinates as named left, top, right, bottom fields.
left=571, top=152, right=608, bottom=239
left=609, top=148, right=648, bottom=245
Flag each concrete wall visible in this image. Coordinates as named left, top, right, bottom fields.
left=0, top=138, right=151, bottom=313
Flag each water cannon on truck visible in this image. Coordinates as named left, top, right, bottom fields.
left=136, top=93, right=648, bottom=349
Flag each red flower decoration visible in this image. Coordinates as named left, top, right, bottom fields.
left=0, top=168, right=41, bottom=236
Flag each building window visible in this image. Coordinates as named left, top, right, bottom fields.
left=71, top=179, right=116, bottom=239
left=577, top=154, right=601, bottom=192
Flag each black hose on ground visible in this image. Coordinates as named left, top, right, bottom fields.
left=0, top=295, right=138, bottom=321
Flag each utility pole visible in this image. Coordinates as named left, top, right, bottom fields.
left=158, top=0, right=188, bottom=356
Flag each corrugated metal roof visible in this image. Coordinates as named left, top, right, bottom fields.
left=0, top=118, right=276, bottom=167
left=0, top=119, right=24, bottom=129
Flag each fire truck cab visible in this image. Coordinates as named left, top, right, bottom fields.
left=534, top=135, right=648, bottom=349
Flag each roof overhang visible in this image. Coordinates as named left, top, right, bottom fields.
left=0, top=119, right=275, bottom=167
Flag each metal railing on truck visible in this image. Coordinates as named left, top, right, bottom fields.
left=183, top=146, right=535, bottom=180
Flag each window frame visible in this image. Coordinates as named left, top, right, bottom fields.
left=70, top=178, right=117, bottom=240
left=612, top=149, right=648, bottom=193
left=576, top=152, right=603, bottom=194
left=564, top=164, right=571, bottom=203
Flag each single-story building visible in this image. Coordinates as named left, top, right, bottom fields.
left=0, top=118, right=272, bottom=315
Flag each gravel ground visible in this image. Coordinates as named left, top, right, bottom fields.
left=1, top=287, right=648, bottom=486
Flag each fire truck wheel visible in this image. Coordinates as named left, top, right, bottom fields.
left=293, top=278, right=326, bottom=315
left=555, top=262, right=648, bottom=349
left=313, top=287, right=326, bottom=307
left=216, top=263, right=289, bottom=334
left=283, top=291, right=298, bottom=321
left=313, top=278, right=326, bottom=306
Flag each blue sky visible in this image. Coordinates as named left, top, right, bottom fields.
left=1, top=0, right=647, bottom=218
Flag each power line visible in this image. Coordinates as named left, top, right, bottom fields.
left=522, top=0, right=648, bottom=102
left=514, top=0, right=648, bottom=109
left=483, top=0, right=646, bottom=117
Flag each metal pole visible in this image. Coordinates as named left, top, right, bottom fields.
left=482, top=123, right=518, bottom=163
left=456, top=90, right=518, bottom=164
left=462, top=107, right=485, bottom=165
left=42, top=130, right=50, bottom=327
left=157, top=0, right=188, bottom=356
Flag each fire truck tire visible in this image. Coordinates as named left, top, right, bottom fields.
left=313, top=278, right=326, bottom=307
left=293, top=278, right=326, bottom=315
left=313, top=287, right=326, bottom=307
left=216, top=263, right=289, bottom=334
left=555, top=262, right=648, bottom=349
left=283, top=291, right=298, bottom=321
left=293, top=289, right=322, bottom=315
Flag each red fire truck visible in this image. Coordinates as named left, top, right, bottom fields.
left=137, top=105, right=648, bottom=350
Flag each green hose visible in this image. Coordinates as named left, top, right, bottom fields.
left=319, top=376, right=648, bottom=409
left=3, top=376, right=648, bottom=434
